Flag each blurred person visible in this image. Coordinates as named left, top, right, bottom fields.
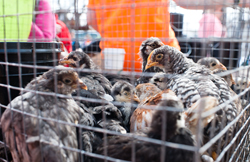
left=28, top=0, right=56, bottom=42
left=87, top=0, right=180, bottom=72
left=88, top=0, right=249, bottom=72
left=55, top=14, right=72, bottom=52
left=198, top=7, right=226, bottom=38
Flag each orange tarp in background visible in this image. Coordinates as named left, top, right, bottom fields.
left=88, top=0, right=180, bottom=71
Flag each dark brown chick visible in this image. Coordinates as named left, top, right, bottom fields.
left=59, top=51, right=99, bottom=70
left=1, top=66, right=96, bottom=162
left=94, top=92, right=195, bottom=162
left=59, top=51, right=112, bottom=95
left=59, top=51, right=126, bottom=134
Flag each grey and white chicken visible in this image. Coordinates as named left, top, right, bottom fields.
left=146, top=45, right=241, bottom=161
left=1, top=67, right=95, bottom=162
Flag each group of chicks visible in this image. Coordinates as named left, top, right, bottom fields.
left=0, top=37, right=248, bottom=162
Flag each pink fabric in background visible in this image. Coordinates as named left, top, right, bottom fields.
left=28, top=0, right=56, bottom=42
left=198, top=13, right=224, bottom=38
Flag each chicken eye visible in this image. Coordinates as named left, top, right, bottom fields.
left=211, top=63, right=216, bottom=66
left=151, top=44, right=156, bottom=47
left=154, top=78, right=159, bottom=82
left=124, top=92, right=128, bottom=95
left=64, top=78, right=72, bottom=84
left=156, top=54, right=163, bottom=60
left=73, top=57, right=78, bottom=61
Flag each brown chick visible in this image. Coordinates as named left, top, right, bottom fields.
left=59, top=51, right=127, bottom=134
left=197, top=57, right=235, bottom=86
left=94, top=92, right=195, bottom=162
left=0, top=66, right=96, bottom=162
left=130, top=83, right=176, bottom=132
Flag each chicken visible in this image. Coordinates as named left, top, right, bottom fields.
left=136, top=37, right=164, bottom=85
left=59, top=51, right=112, bottom=95
left=94, top=92, right=195, bottom=162
left=1, top=67, right=96, bottom=162
left=232, top=76, right=250, bottom=93
left=139, top=37, right=164, bottom=72
left=231, top=68, right=250, bottom=101
left=59, top=51, right=126, bottom=134
left=197, top=57, right=235, bottom=86
left=149, top=73, right=220, bottom=134
left=104, top=73, right=135, bottom=86
left=130, top=83, right=175, bottom=132
left=111, top=81, right=140, bottom=132
left=197, top=57, right=227, bottom=71
left=146, top=45, right=240, bottom=160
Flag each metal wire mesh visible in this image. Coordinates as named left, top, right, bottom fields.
left=0, top=0, right=250, bottom=162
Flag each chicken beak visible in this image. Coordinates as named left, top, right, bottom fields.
left=78, top=79, right=88, bottom=90
left=133, top=94, right=140, bottom=103
left=218, top=63, right=227, bottom=70
left=145, top=51, right=159, bottom=70
left=160, top=42, right=164, bottom=46
left=59, top=55, right=69, bottom=62
left=145, top=60, right=159, bottom=70
left=59, top=59, right=77, bottom=67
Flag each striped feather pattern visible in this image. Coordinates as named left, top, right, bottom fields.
left=147, top=45, right=241, bottom=159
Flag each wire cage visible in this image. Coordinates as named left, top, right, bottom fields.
left=0, top=0, right=250, bottom=162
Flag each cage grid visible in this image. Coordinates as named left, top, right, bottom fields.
left=0, top=0, right=250, bottom=162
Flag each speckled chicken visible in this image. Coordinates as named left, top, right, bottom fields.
left=1, top=67, right=95, bottom=162
left=146, top=45, right=240, bottom=160
left=130, top=83, right=175, bottom=132
left=59, top=51, right=125, bottom=134
left=94, top=92, right=195, bottom=162
left=136, top=37, right=164, bottom=85
left=197, top=57, right=235, bottom=87
left=111, top=81, right=140, bottom=132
